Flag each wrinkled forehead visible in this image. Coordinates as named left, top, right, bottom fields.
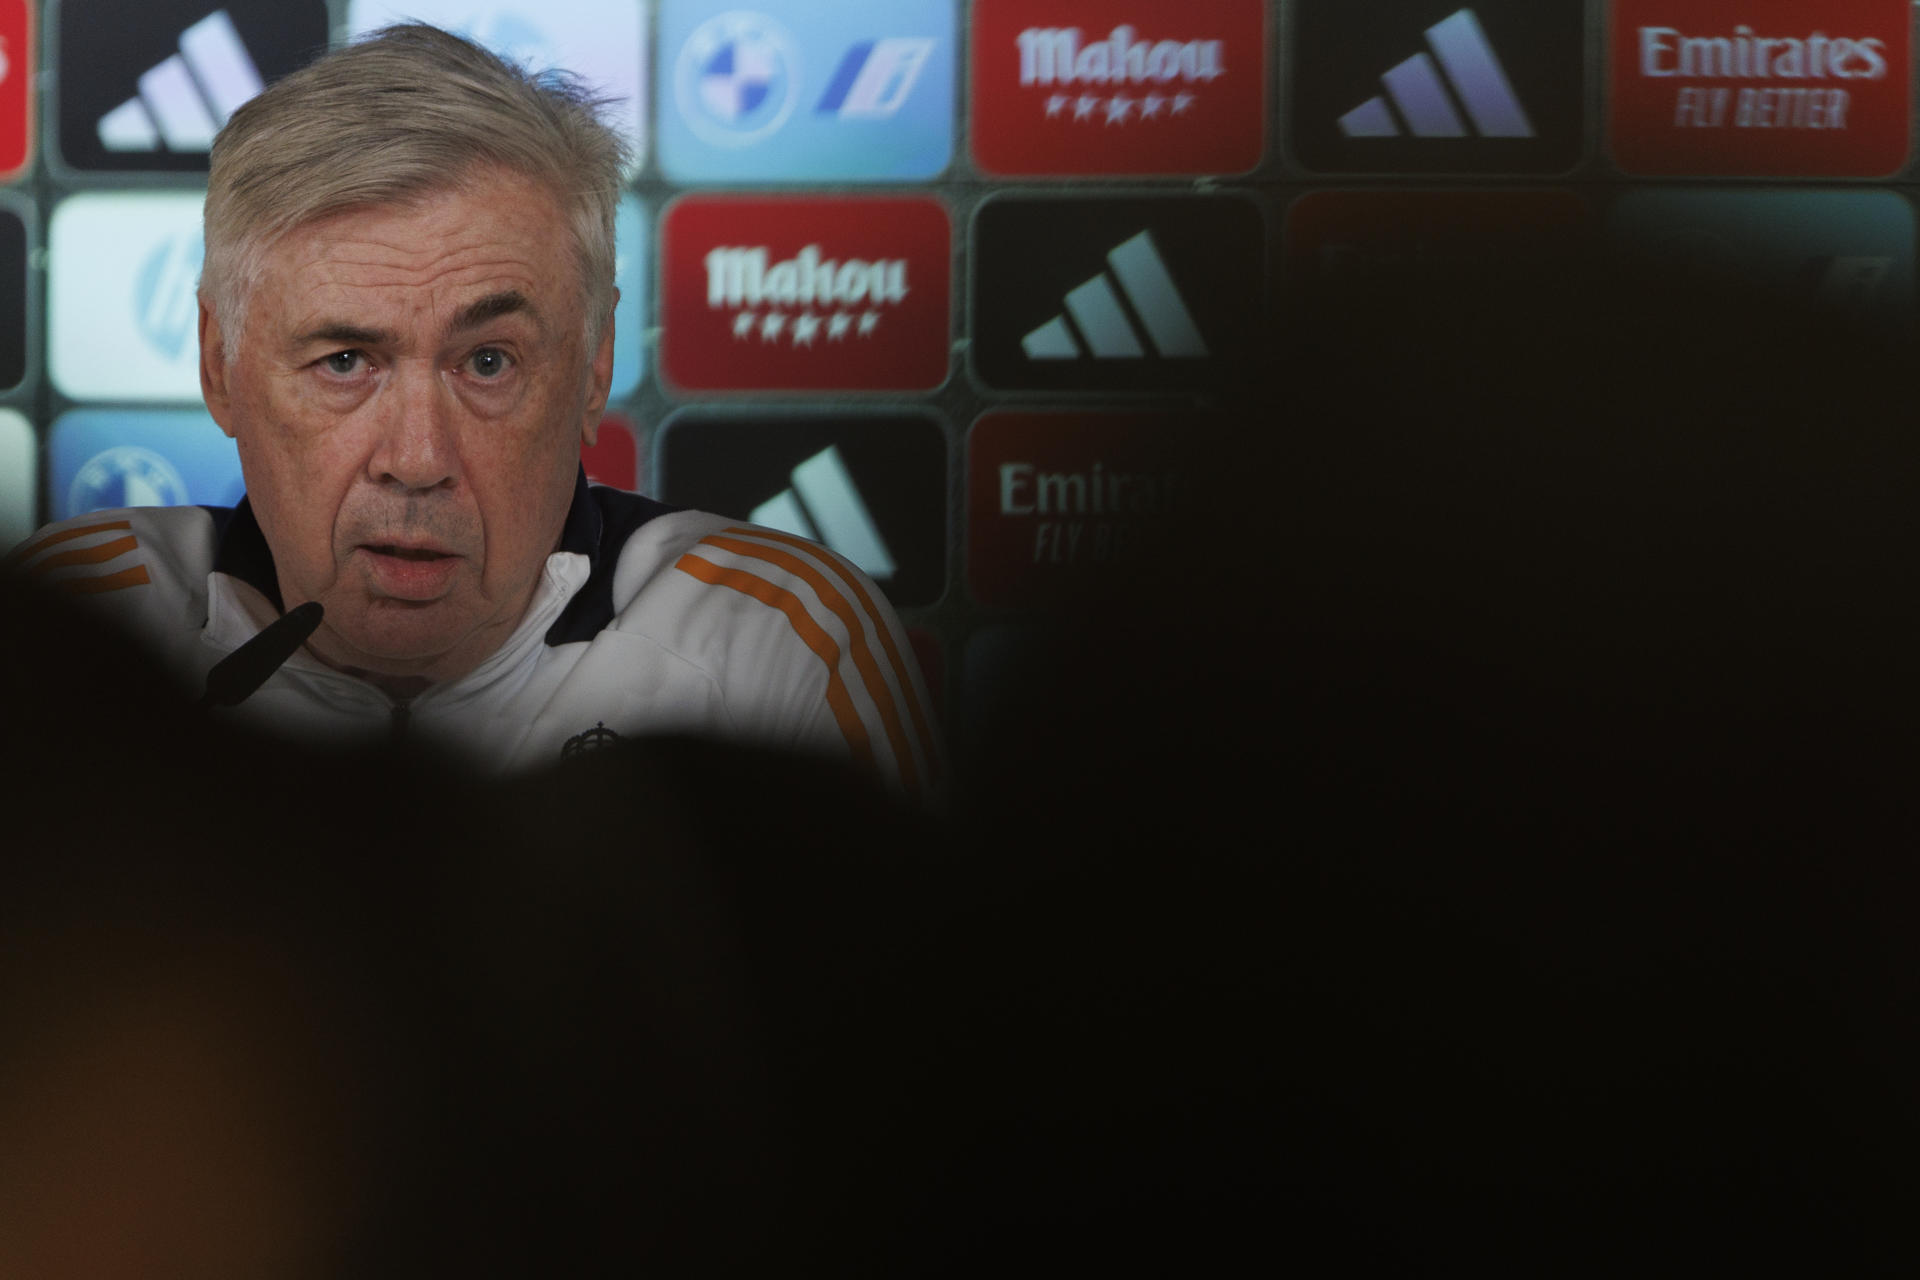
left=255, top=176, right=580, bottom=335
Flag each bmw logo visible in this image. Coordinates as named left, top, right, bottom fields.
left=69, top=446, right=190, bottom=515
left=674, top=11, right=800, bottom=147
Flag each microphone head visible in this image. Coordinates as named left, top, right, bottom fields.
left=199, top=600, right=326, bottom=710
left=281, top=600, right=325, bottom=639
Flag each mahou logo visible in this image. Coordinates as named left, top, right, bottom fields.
left=1610, top=0, right=1911, bottom=176
left=971, top=0, right=1266, bottom=176
left=660, top=196, right=951, bottom=392
left=1285, top=190, right=1592, bottom=297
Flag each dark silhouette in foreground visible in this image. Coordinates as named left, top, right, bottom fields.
left=3, top=257, right=1917, bottom=1272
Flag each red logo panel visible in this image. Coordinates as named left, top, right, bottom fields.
left=582, top=414, right=638, bottom=492
left=970, top=0, right=1267, bottom=176
left=968, top=411, right=1205, bottom=610
left=0, top=0, right=32, bottom=179
left=1610, top=0, right=1911, bottom=176
left=1285, top=189, right=1591, bottom=291
left=660, top=196, right=951, bottom=392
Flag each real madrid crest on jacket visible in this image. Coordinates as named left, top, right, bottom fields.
left=7, top=471, right=941, bottom=802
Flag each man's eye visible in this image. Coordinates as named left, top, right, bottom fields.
left=322, top=351, right=363, bottom=376
left=467, top=348, right=511, bottom=379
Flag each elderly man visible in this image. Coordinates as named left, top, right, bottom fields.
left=10, top=25, right=937, bottom=795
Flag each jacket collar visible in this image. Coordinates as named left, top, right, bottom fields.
left=211, top=467, right=606, bottom=618
left=208, top=467, right=674, bottom=652
left=209, top=495, right=284, bottom=612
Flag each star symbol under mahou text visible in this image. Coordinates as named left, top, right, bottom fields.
left=1043, top=91, right=1204, bottom=125
left=722, top=310, right=885, bottom=348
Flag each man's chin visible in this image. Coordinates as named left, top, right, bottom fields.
left=319, top=604, right=475, bottom=682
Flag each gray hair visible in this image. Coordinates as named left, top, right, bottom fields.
left=201, top=23, right=629, bottom=358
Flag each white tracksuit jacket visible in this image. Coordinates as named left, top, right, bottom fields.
left=8, top=475, right=941, bottom=799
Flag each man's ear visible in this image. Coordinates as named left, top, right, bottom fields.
left=199, top=298, right=238, bottom=440
left=581, top=289, right=618, bottom=448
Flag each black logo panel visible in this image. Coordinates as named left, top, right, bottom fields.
left=1289, top=0, right=1585, bottom=174
left=971, top=196, right=1264, bottom=394
left=653, top=413, right=949, bottom=609
left=56, top=0, right=330, bottom=173
left=0, top=206, right=25, bottom=391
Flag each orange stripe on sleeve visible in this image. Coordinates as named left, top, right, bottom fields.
left=24, top=535, right=140, bottom=576
left=701, top=533, right=920, bottom=799
left=50, top=565, right=152, bottom=595
left=728, top=526, right=941, bottom=789
left=673, top=552, right=874, bottom=771
left=4, top=520, right=134, bottom=571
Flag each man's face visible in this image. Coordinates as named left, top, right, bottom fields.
left=201, top=169, right=613, bottom=685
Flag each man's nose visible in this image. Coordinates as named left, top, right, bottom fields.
left=368, top=361, right=458, bottom=491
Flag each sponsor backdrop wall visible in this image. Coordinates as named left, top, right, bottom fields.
left=2, top=0, right=1917, bottom=769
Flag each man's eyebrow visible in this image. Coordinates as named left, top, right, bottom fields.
left=289, top=292, right=541, bottom=350
left=450, top=290, right=543, bottom=335
left=293, top=322, right=394, bottom=349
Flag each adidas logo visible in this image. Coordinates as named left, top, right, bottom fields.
left=1021, top=230, right=1208, bottom=362
left=750, top=445, right=897, bottom=579
left=1338, top=8, right=1532, bottom=139
left=97, top=10, right=264, bottom=153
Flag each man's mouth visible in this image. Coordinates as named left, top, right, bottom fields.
left=357, top=543, right=463, bottom=600
left=366, top=544, right=454, bottom=561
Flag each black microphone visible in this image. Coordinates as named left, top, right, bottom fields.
left=197, top=601, right=324, bottom=711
